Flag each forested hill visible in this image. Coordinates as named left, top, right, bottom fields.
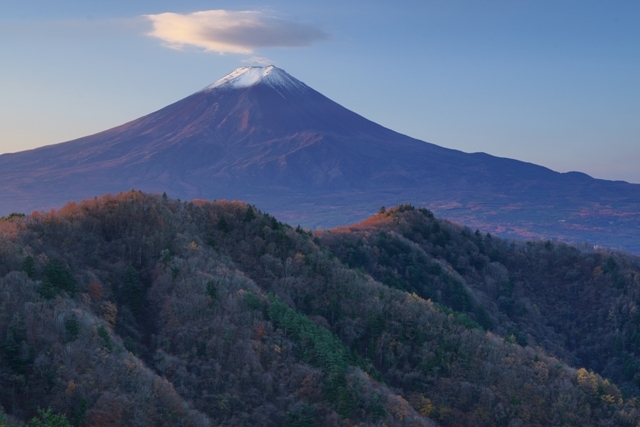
left=327, top=203, right=640, bottom=383
left=2, top=193, right=640, bottom=426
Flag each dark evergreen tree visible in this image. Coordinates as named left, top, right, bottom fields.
left=218, top=215, right=229, bottom=233
left=122, top=266, right=143, bottom=316
left=39, top=259, right=78, bottom=299
left=64, top=314, right=80, bottom=342
left=244, top=206, right=256, bottom=222
left=22, top=256, right=36, bottom=278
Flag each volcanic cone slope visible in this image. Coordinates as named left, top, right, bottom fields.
left=1, top=65, right=640, bottom=251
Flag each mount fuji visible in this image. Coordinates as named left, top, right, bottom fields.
left=2, top=65, right=640, bottom=252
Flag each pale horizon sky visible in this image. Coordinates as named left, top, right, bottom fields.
left=2, top=1, right=639, bottom=182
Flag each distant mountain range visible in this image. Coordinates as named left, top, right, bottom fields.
left=1, top=65, right=639, bottom=252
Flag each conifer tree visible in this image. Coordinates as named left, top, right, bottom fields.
left=122, top=266, right=143, bottom=316
left=39, top=259, right=78, bottom=299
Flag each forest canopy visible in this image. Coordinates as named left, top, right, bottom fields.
left=1, top=192, right=640, bottom=426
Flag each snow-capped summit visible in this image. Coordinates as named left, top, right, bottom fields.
left=2, top=64, right=640, bottom=254
left=203, top=65, right=308, bottom=93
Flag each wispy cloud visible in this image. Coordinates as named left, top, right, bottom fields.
left=242, top=56, right=275, bottom=65
left=144, top=10, right=328, bottom=54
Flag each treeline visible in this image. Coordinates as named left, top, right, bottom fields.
left=0, top=193, right=639, bottom=426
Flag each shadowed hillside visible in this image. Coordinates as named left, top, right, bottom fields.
left=1, top=193, right=640, bottom=426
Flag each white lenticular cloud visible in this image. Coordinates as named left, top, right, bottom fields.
left=144, top=10, right=327, bottom=54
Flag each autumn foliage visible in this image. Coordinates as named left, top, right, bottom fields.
left=0, top=192, right=640, bottom=426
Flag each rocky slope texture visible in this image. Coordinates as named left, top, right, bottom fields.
left=1, top=66, right=640, bottom=252
left=2, top=192, right=640, bottom=426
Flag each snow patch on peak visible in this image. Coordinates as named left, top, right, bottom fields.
left=210, top=66, right=275, bottom=89
left=202, top=66, right=308, bottom=93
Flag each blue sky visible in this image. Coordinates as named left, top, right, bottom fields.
left=2, top=1, right=639, bottom=182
